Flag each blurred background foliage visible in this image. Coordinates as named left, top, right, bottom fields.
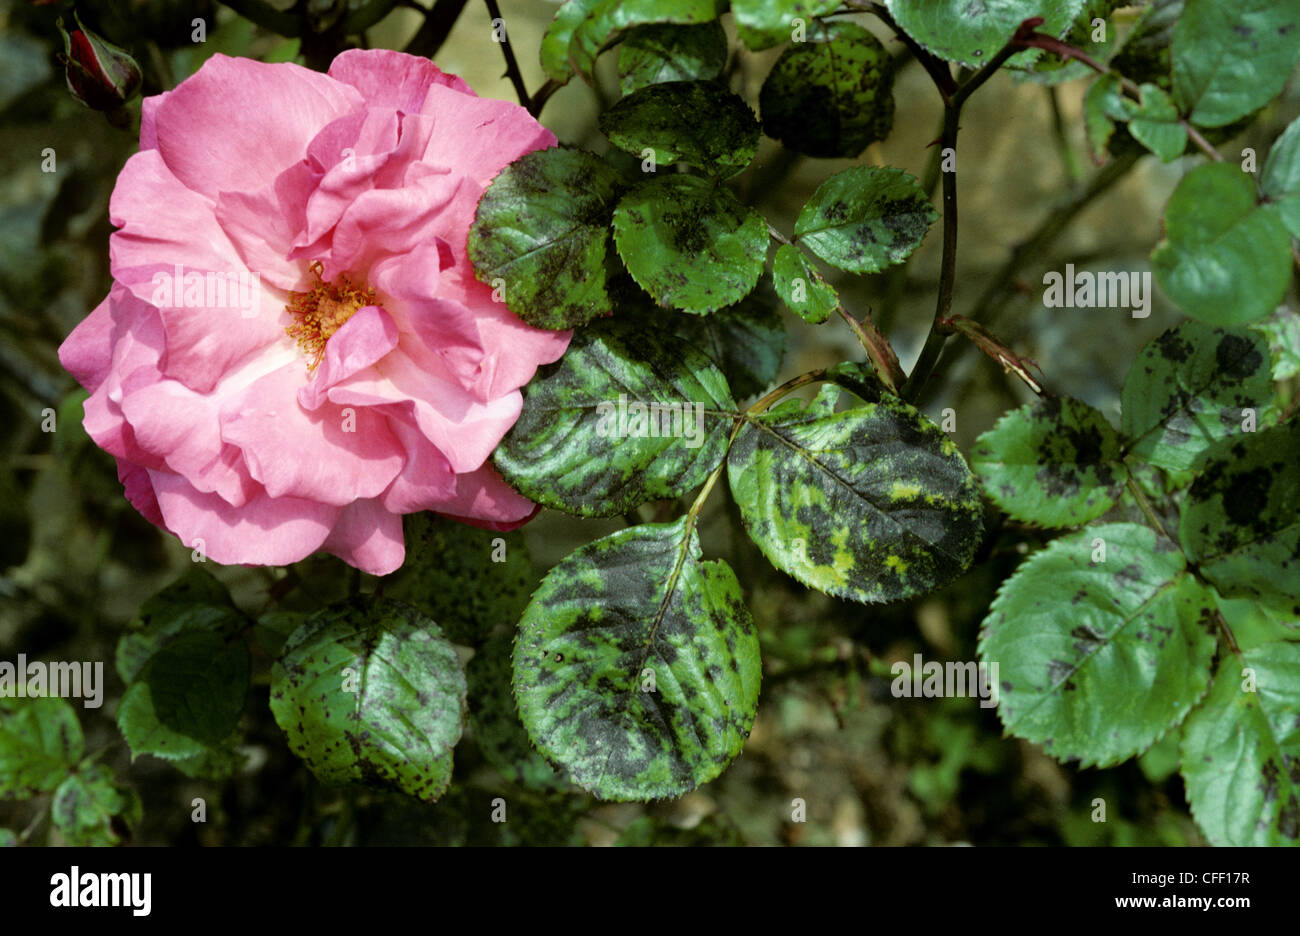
left=1, top=0, right=1295, bottom=845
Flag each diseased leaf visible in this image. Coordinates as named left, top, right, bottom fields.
left=1252, top=304, right=1300, bottom=381
left=1261, top=115, right=1300, bottom=241
left=1121, top=320, right=1273, bottom=471
left=731, top=0, right=839, bottom=50
left=51, top=765, right=141, bottom=847
left=612, top=174, right=768, bottom=313
left=386, top=513, right=535, bottom=645
left=972, top=395, right=1128, bottom=528
left=269, top=598, right=466, bottom=803
left=672, top=279, right=786, bottom=399
left=467, top=636, right=569, bottom=792
left=885, top=0, right=1088, bottom=69
left=468, top=146, right=627, bottom=330
left=1151, top=163, right=1292, bottom=327
left=727, top=388, right=984, bottom=604
left=513, top=517, right=761, bottom=800
left=1180, top=642, right=1300, bottom=845
left=979, top=523, right=1217, bottom=768
left=758, top=20, right=895, bottom=159
left=772, top=243, right=838, bottom=324
left=600, top=80, right=760, bottom=178
left=1179, top=424, right=1300, bottom=612
left=793, top=167, right=937, bottom=275
left=618, top=22, right=727, bottom=93
left=0, top=696, right=83, bottom=798
left=1172, top=0, right=1300, bottom=128
left=493, top=319, right=737, bottom=517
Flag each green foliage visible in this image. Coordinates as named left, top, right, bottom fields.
left=727, top=386, right=984, bottom=604
left=731, top=0, right=839, bottom=51
left=1180, top=643, right=1300, bottom=845
left=468, top=147, right=627, bottom=330
left=612, top=174, right=768, bottom=312
left=51, top=765, right=141, bottom=847
left=513, top=517, right=761, bottom=800
left=1262, top=115, right=1300, bottom=241
left=980, top=523, right=1217, bottom=768
left=618, top=22, right=727, bottom=93
left=0, top=696, right=83, bottom=798
left=772, top=243, right=838, bottom=324
left=885, top=0, right=1087, bottom=69
left=972, top=395, right=1127, bottom=528
left=1171, top=0, right=1300, bottom=127
left=1151, top=163, right=1292, bottom=326
left=269, top=599, right=466, bottom=803
left=758, top=21, right=895, bottom=159
left=600, top=80, right=760, bottom=178
left=493, top=319, right=737, bottom=517
left=671, top=282, right=787, bottom=399
left=1121, top=83, right=1187, bottom=162
left=793, top=167, right=937, bottom=275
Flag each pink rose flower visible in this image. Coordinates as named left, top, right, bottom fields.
left=58, top=50, right=569, bottom=575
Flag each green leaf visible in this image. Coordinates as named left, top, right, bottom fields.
left=116, top=630, right=249, bottom=773
left=1179, top=424, right=1300, bottom=611
left=612, top=174, right=767, bottom=313
left=540, top=0, right=603, bottom=83
left=758, top=20, right=895, bottom=159
left=1121, top=320, right=1273, bottom=471
left=493, top=319, right=737, bottom=517
left=772, top=243, right=838, bottom=324
left=1083, top=74, right=1123, bottom=162
left=600, top=80, right=760, bottom=178
left=971, top=395, right=1128, bottom=528
left=1025, top=0, right=1125, bottom=85
left=513, top=517, right=761, bottom=800
left=885, top=0, right=1088, bottom=69
left=386, top=513, right=535, bottom=645
left=727, top=389, right=984, bottom=603
left=1151, top=163, right=1292, bottom=327
left=979, top=523, right=1217, bottom=768
left=793, top=167, right=937, bottom=275
left=1123, top=83, right=1188, bottom=162
left=269, top=598, right=466, bottom=803
left=51, top=765, right=141, bottom=846
left=671, top=279, right=786, bottom=399
left=468, top=146, right=627, bottom=330
left=569, top=0, right=726, bottom=82
left=466, top=635, right=568, bottom=792
left=1252, top=304, right=1300, bottom=381
left=1261, top=115, right=1300, bottom=240
left=1180, top=641, right=1300, bottom=845
left=116, top=567, right=245, bottom=683
left=1172, top=0, right=1300, bottom=128
left=1214, top=593, right=1300, bottom=653
left=618, top=22, right=727, bottom=94
left=0, top=696, right=83, bottom=798
left=732, top=0, right=840, bottom=50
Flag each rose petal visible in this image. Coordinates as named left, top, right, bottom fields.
left=321, top=498, right=405, bottom=575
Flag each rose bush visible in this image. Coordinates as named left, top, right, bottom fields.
left=58, top=49, right=570, bottom=575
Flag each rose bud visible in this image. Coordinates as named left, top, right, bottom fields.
left=57, top=12, right=143, bottom=111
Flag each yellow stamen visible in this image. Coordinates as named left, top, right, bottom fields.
left=285, top=261, right=376, bottom=371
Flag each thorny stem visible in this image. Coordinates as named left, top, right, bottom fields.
left=899, top=21, right=1041, bottom=402
left=483, top=0, right=531, bottom=110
